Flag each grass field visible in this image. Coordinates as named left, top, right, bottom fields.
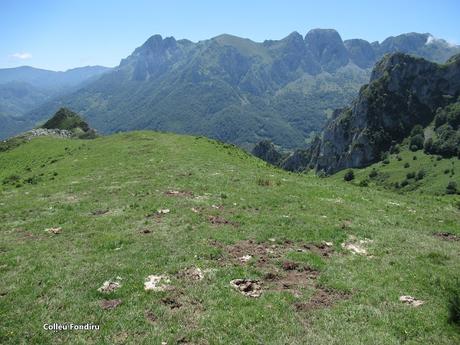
left=332, top=148, right=460, bottom=196
left=0, top=132, right=459, bottom=344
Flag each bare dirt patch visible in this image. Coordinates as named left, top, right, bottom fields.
left=164, top=190, right=193, bottom=197
left=294, top=287, right=349, bottom=311
left=178, top=267, right=204, bottom=281
left=433, top=232, right=459, bottom=241
left=301, top=243, right=334, bottom=257
left=100, top=299, right=122, bottom=310
left=217, top=240, right=334, bottom=300
left=230, top=279, right=262, bottom=298
left=208, top=215, right=239, bottom=227
left=162, top=296, right=182, bottom=309
left=220, top=240, right=334, bottom=266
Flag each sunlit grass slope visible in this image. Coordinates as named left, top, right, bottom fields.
left=0, top=131, right=459, bottom=344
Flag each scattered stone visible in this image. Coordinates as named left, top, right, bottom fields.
left=179, top=267, right=204, bottom=281
left=157, top=209, right=170, bottom=215
left=322, top=241, right=333, bottom=247
left=433, top=232, right=459, bottom=241
left=140, top=229, right=152, bottom=234
left=45, top=227, right=62, bottom=234
left=100, top=299, right=122, bottom=310
left=144, top=275, right=173, bottom=292
left=230, top=279, right=262, bottom=298
left=239, top=255, right=252, bottom=263
left=98, top=279, right=122, bottom=293
left=341, top=236, right=373, bottom=255
left=388, top=201, right=401, bottom=206
left=399, top=295, right=424, bottom=307
left=191, top=207, right=200, bottom=213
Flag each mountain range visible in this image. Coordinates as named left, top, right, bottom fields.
left=253, top=52, right=460, bottom=174
left=0, top=66, right=110, bottom=139
left=2, top=29, right=460, bottom=148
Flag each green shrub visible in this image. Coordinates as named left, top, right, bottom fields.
left=415, top=169, right=426, bottom=181
left=344, top=170, right=355, bottom=182
left=446, top=181, right=458, bottom=195
left=406, top=172, right=416, bottom=179
left=2, top=174, right=21, bottom=185
left=409, top=134, right=424, bottom=151
left=400, top=179, right=409, bottom=187
left=369, top=169, right=378, bottom=178
left=404, top=163, right=410, bottom=168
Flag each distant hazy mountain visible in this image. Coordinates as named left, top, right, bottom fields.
left=0, top=65, right=111, bottom=90
left=0, top=65, right=110, bottom=138
left=16, top=30, right=460, bottom=147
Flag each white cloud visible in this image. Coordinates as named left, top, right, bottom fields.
left=11, top=52, right=32, bottom=60
left=425, top=35, right=458, bottom=48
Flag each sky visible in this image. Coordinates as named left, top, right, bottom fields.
left=1, top=0, right=459, bottom=71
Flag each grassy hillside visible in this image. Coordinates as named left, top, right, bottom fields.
left=333, top=148, right=460, bottom=196
left=0, top=132, right=459, bottom=344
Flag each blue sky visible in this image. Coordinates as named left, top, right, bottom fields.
left=2, top=0, right=459, bottom=71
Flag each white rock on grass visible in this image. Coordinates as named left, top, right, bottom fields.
left=341, top=236, right=373, bottom=256
left=399, top=295, right=425, bottom=307
left=144, top=275, right=173, bottom=291
left=230, top=279, right=262, bottom=298
left=45, top=227, right=62, bottom=234
left=98, top=279, right=122, bottom=293
left=239, top=255, right=252, bottom=263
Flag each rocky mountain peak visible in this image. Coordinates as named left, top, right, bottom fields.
left=281, top=52, right=460, bottom=173
left=304, top=28, right=349, bottom=72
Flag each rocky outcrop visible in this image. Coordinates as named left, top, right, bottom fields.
left=282, top=53, right=460, bottom=174
left=344, top=39, right=376, bottom=68
left=252, top=140, right=284, bottom=165
left=305, top=29, right=349, bottom=72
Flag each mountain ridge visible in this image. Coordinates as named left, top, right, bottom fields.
left=279, top=52, right=460, bottom=173
left=8, top=29, right=460, bottom=147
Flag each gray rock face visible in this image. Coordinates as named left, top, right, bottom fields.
left=305, top=29, right=349, bottom=72
left=344, top=39, right=376, bottom=68
left=282, top=53, right=460, bottom=174
left=20, top=128, right=73, bottom=139
left=121, top=35, right=188, bottom=81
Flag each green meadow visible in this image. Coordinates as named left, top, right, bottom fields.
left=0, top=132, right=459, bottom=344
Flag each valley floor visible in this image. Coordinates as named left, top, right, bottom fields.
left=0, top=132, right=459, bottom=344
